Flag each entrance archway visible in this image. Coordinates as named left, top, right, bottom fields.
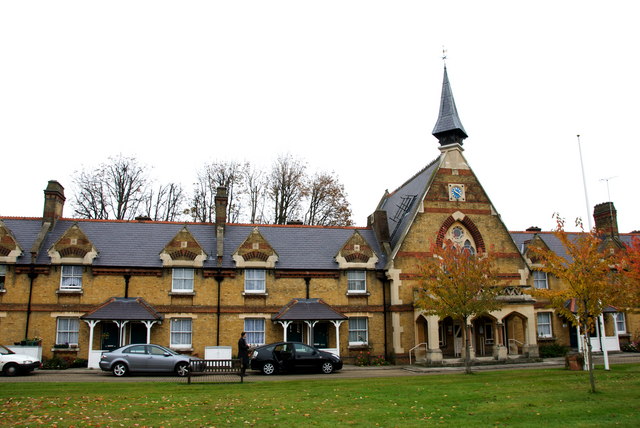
left=503, top=312, right=528, bottom=355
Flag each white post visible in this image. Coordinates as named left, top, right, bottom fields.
left=84, top=320, right=100, bottom=354
left=304, top=321, right=318, bottom=346
left=599, top=314, right=610, bottom=370
left=331, top=320, right=344, bottom=356
left=279, top=321, right=292, bottom=342
left=142, top=320, right=157, bottom=344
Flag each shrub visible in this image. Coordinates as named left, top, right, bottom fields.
left=70, top=358, right=88, bottom=368
left=354, top=351, right=370, bottom=366
left=354, top=351, right=389, bottom=366
left=538, top=342, right=569, bottom=358
left=42, top=356, right=70, bottom=370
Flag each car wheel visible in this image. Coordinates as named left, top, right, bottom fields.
left=321, top=361, right=334, bottom=374
left=261, top=362, right=276, bottom=375
left=3, top=363, right=19, bottom=377
left=112, top=362, right=128, bottom=377
left=175, top=362, right=189, bottom=377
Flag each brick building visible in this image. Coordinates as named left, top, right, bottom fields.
left=0, top=67, right=636, bottom=368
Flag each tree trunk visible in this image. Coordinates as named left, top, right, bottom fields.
left=463, top=317, right=472, bottom=374
left=585, top=330, right=597, bottom=393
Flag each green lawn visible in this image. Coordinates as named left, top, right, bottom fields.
left=2, top=365, right=639, bottom=427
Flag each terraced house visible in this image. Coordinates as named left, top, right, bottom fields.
left=0, top=67, right=636, bottom=368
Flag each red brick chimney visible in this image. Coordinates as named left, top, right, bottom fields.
left=593, top=202, right=618, bottom=237
left=42, top=180, right=65, bottom=226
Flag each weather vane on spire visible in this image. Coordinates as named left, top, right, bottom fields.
left=442, top=46, right=447, bottom=66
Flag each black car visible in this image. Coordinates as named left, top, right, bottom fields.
left=250, top=342, right=343, bottom=375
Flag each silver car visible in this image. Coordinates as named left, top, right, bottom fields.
left=99, top=344, right=197, bottom=377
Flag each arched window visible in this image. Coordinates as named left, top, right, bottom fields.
left=444, top=223, right=477, bottom=254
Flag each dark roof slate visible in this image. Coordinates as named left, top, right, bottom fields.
left=0, top=218, right=386, bottom=270
left=510, top=231, right=638, bottom=262
left=272, top=298, right=347, bottom=321
left=81, top=297, right=163, bottom=321
left=377, top=158, right=440, bottom=250
left=432, top=66, right=467, bottom=140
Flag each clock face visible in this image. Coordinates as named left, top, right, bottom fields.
left=451, top=186, right=463, bottom=199
left=448, top=183, right=465, bottom=201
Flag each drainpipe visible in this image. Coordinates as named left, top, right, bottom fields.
left=124, top=274, right=131, bottom=298
left=304, top=277, right=311, bottom=299
left=24, top=260, right=38, bottom=340
left=382, top=275, right=388, bottom=359
left=215, top=273, right=224, bottom=346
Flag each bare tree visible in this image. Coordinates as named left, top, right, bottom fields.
left=244, top=164, right=267, bottom=224
left=71, top=155, right=149, bottom=220
left=268, top=154, right=307, bottom=224
left=303, top=171, right=353, bottom=226
left=190, top=160, right=246, bottom=223
left=141, top=183, right=186, bottom=221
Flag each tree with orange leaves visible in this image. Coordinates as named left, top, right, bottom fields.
left=528, top=214, right=625, bottom=393
left=415, top=242, right=501, bottom=374
left=620, top=236, right=640, bottom=309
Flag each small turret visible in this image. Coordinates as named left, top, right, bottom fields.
left=432, top=66, right=468, bottom=146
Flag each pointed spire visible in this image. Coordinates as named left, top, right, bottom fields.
left=432, top=66, right=468, bottom=146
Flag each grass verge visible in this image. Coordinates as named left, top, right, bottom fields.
left=2, top=364, right=639, bottom=427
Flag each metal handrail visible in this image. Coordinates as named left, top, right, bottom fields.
left=408, top=342, right=428, bottom=365
left=508, top=339, right=524, bottom=354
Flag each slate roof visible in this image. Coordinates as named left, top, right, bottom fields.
left=0, top=217, right=386, bottom=270
left=376, top=158, right=440, bottom=251
left=510, top=231, right=638, bottom=262
left=81, top=297, right=163, bottom=321
left=272, top=298, right=347, bottom=321
left=432, top=66, right=468, bottom=140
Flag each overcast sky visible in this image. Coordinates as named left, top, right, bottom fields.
left=1, top=1, right=638, bottom=233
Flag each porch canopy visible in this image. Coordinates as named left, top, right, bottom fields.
left=563, top=298, right=621, bottom=353
left=81, top=297, right=164, bottom=349
left=564, top=298, right=618, bottom=314
left=272, top=298, right=347, bottom=355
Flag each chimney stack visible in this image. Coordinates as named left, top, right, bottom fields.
left=215, top=187, right=228, bottom=265
left=43, top=180, right=65, bottom=226
left=368, top=209, right=391, bottom=255
left=593, top=202, right=618, bottom=237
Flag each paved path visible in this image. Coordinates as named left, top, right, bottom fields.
left=2, top=353, right=639, bottom=383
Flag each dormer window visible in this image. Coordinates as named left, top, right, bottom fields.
left=172, top=268, right=194, bottom=293
left=60, top=265, right=83, bottom=291
left=244, top=269, right=266, bottom=293
left=347, top=270, right=367, bottom=293
left=533, top=271, right=548, bottom=289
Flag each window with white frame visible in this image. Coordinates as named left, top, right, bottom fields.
left=615, top=312, right=627, bottom=334
left=533, top=271, right=548, bottom=289
left=536, top=312, right=553, bottom=338
left=244, top=269, right=266, bottom=293
left=170, top=318, right=192, bottom=347
left=56, top=318, right=79, bottom=345
left=60, top=265, right=83, bottom=290
left=244, top=318, right=265, bottom=346
left=348, top=317, right=368, bottom=345
left=0, top=264, right=6, bottom=290
left=172, top=268, right=194, bottom=292
left=347, top=270, right=367, bottom=293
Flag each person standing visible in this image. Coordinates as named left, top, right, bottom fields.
left=238, top=331, right=250, bottom=376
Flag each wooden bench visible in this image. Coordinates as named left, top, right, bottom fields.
left=186, top=358, right=244, bottom=383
